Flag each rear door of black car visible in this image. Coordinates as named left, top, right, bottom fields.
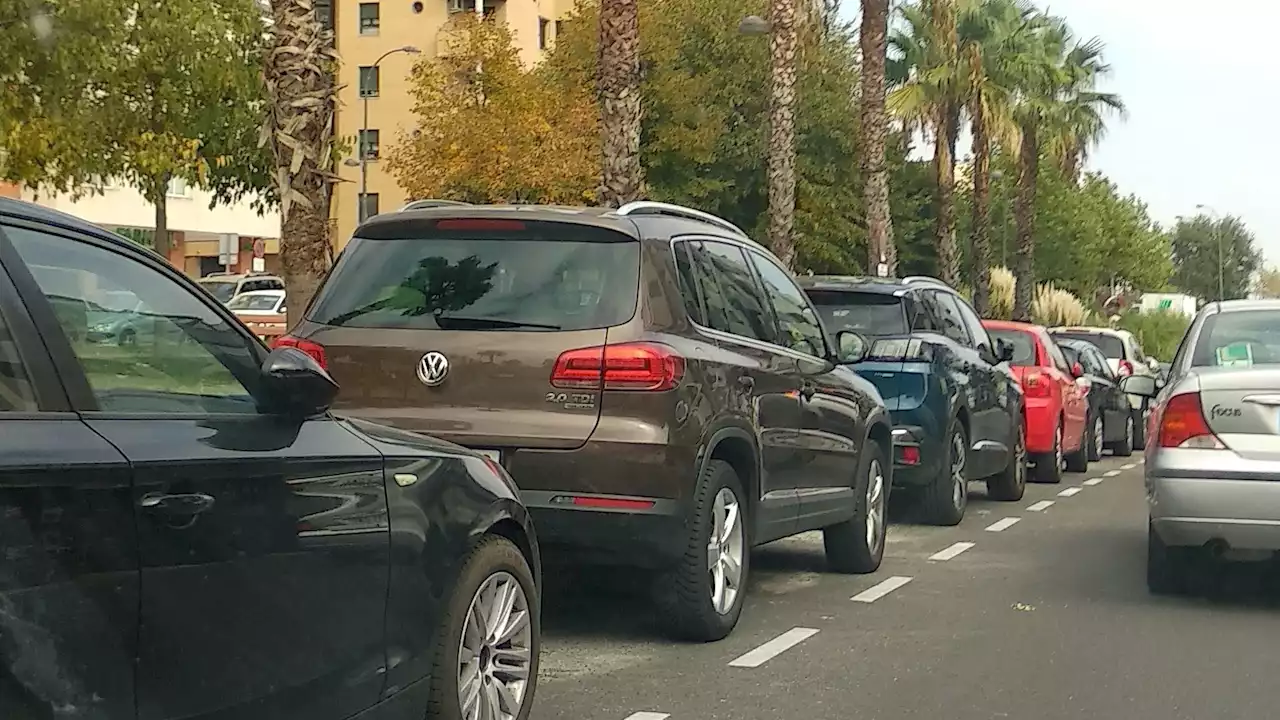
left=0, top=224, right=137, bottom=720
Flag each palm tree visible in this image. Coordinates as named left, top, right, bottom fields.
left=597, top=0, right=644, bottom=207
left=859, top=0, right=894, bottom=276
left=263, top=0, right=340, bottom=325
left=765, top=0, right=800, bottom=268
left=1042, top=37, right=1127, bottom=183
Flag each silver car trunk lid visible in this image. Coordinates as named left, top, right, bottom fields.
left=1195, top=367, right=1280, bottom=461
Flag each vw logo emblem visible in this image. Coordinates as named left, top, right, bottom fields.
left=416, top=351, right=450, bottom=387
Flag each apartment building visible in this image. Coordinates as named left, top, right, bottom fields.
left=324, top=0, right=576, bottom=248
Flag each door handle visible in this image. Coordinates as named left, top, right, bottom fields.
left=800, top=380, right=817, bottom=401
left=138, top=492, right=216, bottom=515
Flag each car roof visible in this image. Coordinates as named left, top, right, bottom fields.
left=1205, top=298, right=1280, bottom=314
left=798, top=275, right=953, bottom=296
left=982, top=319, right=1043, bottom=332
left=0, top=196, right=141, bottom=249
left=233, top=289, right=284, bottom=298
left=1050, top=325, right=1126, bottom=338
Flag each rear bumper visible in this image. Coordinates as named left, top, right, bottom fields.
left=1024, top=398, right=1058, bottom=454
left=1150, top=474, right=1280, bottom=551
left=888, top=424, right=942, bottom=488
left=522, top=494, right=687, bottom=568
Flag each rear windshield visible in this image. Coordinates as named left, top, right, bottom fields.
left=1053, top=332, right=1123, bottom=359
left=987, top=329, right=1038, bottom=366
left=199, top=280, right=238, bottom=303
left=228, top=294, right=281, bottom=311
left=806, top=290, right=907, bottom=336
left=1192, top=310, right=1280, bottom=367
left=310, top=236, right=640, bottom=331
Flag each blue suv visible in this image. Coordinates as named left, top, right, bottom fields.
left=800, top=276, right=1027, bottom=524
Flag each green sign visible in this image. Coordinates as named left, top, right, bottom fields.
left=1158, top=298, right=1172, bottom=309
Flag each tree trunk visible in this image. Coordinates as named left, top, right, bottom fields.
left=859, top=0, right=894, bottom=276
left=152, top=177, right=170, bottom=264
left=969, top=93, right=991, bottom=315
left=933, top=107, right=958, bottom=287
left=765, top=0, right=800, bottom=268
left=1012, top=121, right=1039, bottom=322
left=265, top=0, right=340, bottom=328
left=597, top=0, right=643, bottom=208
left=1062, top=146, right=1081, bottom=184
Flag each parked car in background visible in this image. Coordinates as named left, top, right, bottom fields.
left=1058, top=338, right=1135, bottom=458
left=1124, top=299, right=1280, bottom=595
left=277, top=201, right=894, bottom=641
left=197, top=270, right=285, bottom=305
left=228, top=288, right=288, bottom=342
left=982, top=320, right=1089, bottom=482
left=1049, top=326, right=1157, bottom=450
left=802, top=275, right=1027, bottom=523
left=0, top=198, right=541, bottom=720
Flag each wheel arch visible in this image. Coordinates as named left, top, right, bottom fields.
left=697, top=425, right=760, bottom=516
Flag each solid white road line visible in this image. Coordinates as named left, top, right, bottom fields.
left=728, top=627, right=819, bottom=668
left=1104, top=469, right=1122, bottom=477
left=851, top=576, right=914, bottom=603
left=929, top=541, right=976, bottom=561
left=985, top=517, right=1021, bottom=532
left=1083, top=477, right=1104, bottom=486
left=624, top=714, right=671, bottom=720
left=1121, top=463, right=1137, bottom=470
left=1027, top=500, right=1054, bottom=512
left=1058, top=487, right=1082, bottom=497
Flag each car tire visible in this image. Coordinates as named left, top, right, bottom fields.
left=1147, top=522, right=1191, bottom=596
left=426, top=535, right=540, bottom=720
left=1109, top=413, right=1135, bottom=458
left=986, top=418, right=1027, bottom=502
left=1065, top=417, right=1090, bottom=473
left=1086, top=413, right=1104, bottom=462
left=659, top=459, right=749, bottom=642
left=921, top=419, right=967, bottom=526
left=1033, top=424, right=1064, bottom=484
left=1132, top=404, right=1148, bottom=450
left=824, top=442, right=888, bottom=574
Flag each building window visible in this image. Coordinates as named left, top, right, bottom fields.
left=538, top=17, right=550, bottom=50
left=166, top=177, right=190, bottom=198
left=314, top=0, right=334, bottom=30
left=359, top=3, right=379, bottom=34
left=555, top=19, right=565, bottom=38
left=358, top=129, right=380, bottom=160
left=359, top=66, right=380, bottom=97
left=358, top=193, right=380, bottom=222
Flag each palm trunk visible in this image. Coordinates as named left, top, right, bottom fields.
left=859, top=0, right=894, bottom=276
left=969, top=93, right=991, bottom=315
left=933, top=108, right=958, bottom=286
left=1012, top=120, right=1039, bottom=321
left=597, top=0, right=643, bottom=208
left=765, top=0, right=800, bottom=268
left=1062, top=146, right=1081, bottom=184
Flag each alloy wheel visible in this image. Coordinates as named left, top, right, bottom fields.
left=1055, top=427, right=1065, bottom=472
left=457, top=571, right=534, bottom=720
left=950, top=429, right=967, bottom=510
left=1014, top=425, right=1028, bottom=491
left=865, top=458, right=886, bottom=555
left=1093, top=417, right=1104, bottom=455
left=707, top=486, right=745, bottom=615
left=1126, top=415, right=1134, bottom=445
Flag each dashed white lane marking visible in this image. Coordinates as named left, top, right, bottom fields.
left=851, top=576, right=913, bottom=603
left=1104, top=469, right=1122, bottom=477
left=929, top=541, right=975, bottom=561
left=1083, top=477, right=1105, bottom=486
left=624, top=714, right=670, bottom=720
left=1027, top=500, right=1055, bottom=512
left=1121, top=463, right=1137, bottom=470
left=728, top=627, right=819, bottom=668
left=985, top=517, right=1021, bottom=532
left=1058, top=487, right=1082, bottom=497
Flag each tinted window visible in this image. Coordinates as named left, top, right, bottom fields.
left=1053, top=332, right=1124, bottom=359
left=7, top=227, right=260, bottom=414
left=0, top=299, right=36, bottom=411
left=692, top=241, right=774, bottom=343
left=228, top=294, right=283, bottom=312
left=1082, top=346, right=1113, bottom=378
left=200, top=280, right=238, bottom=303
left=1060, top=343, right=1080, bottom=367
left=987, top=329, right=1038, bottom=366
left=952, top=296, right=994, bottom=350
left=807, top=290, right=907, bottom=336
left=1191, top=310, right=1280, bottom=367
left=748, top=252, right=826, bottom=357
left=1043, top=336, right=1071, bottom=371
left=929, top=291, right=971, bottom=346
left=672, top=241, right=706, bottom=325
left=310, top=234, right=640, bottom=331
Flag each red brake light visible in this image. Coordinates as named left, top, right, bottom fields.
left=272, top=334, right=328, bottom=370
left=1023, top=371, right=1053, bottom=398
left=434, top=218, right=527, bottom=231
left=1118, top=359, right=1134, bottom=377
left=551, top=343, right=685, bottom=391
left=1158, top=392, right=1222, bottom=449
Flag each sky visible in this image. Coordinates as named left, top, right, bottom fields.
left=840, top=1, right=1280, bottom=266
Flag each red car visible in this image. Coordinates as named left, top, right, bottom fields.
left=982, top=320, right=1089, bottom=482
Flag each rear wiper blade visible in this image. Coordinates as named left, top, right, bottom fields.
left=432, top=315, right=562, bottom=330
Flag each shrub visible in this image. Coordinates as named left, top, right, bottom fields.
left=987, top=266, right=1015, bottom=320
left=1032, top=283, right=1089, bottom=327
left=1116, top=309, right=1191, bottom=362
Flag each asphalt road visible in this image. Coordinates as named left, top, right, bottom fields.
left=531, top=453, right=1280, bottom=720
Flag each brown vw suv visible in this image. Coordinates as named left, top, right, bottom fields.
left=278, top=201, right=893, bottom=640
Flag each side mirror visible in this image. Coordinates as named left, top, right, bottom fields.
left=1070, top=362, right=1084, bottom=379
left=260, top=347, right=339, bottom=417
left=834, top=330, right=869, bottom=364
left=278, top=306, right=287, bottom=315
left=1146, top=357, right=1160, bottom=371
left=996, top=338, right=1016, bottom=363
left=1120, top=373, right=1158, bottom=398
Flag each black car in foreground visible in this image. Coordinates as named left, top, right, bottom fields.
left=0, top=197, right=541, bottom=720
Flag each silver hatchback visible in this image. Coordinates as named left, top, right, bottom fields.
left=1122, top=299, right=1280, bottom=594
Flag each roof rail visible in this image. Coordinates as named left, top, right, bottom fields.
left=399, top=199, right=473, bottom=211
left=615, top=201, right=747, bottom=237
left=901, top=275, right=952, bottom=289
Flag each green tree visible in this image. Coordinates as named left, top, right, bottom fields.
left=1170, top=214, right=1261, bottom=302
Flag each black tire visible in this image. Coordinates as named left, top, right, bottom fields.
left=1109, top=413, right=1135, bottom=458
left=1086, top=412, right=1104, bottom=462
left=1147, top=522, right=1191, bottom=596
left=1065, top=417, right=1089, bottom=473
left=1033, top=423, right=1064, bottom=484
left=824, top=442, right=888, bottom=574
left=986, top=419, right=1027, bottom=502
left=426, top=535, right=540, bottom=720
left=1132, top=405, right=1148, bottom=450
left=658, top=459, right=749, bottom=642
left=921, top=419, right=967, bottom=526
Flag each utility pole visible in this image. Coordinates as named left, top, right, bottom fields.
left=358, top=45, right=420, bottom=223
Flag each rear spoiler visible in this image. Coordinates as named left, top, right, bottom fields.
left=863, top=334, right=936, bottom=362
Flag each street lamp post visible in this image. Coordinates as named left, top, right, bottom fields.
left=1196, top=203, right=1225, bottom=301
left=359, top=45, right=421, bottom=223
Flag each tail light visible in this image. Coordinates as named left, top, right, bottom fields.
left=1118, top=359, right=1134, bottom=377
left=272, top=335, right=328, bottom=370
left=1023, top=371, right=1053, bottom=398
left=1158, top=392, right=1224, bottom=449
left=551, top=342, right=684, bottom=391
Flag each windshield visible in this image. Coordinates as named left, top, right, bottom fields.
left=806, top=290, right=907, bottom=336
left=228, top=294, right=281, bottom=312
left=987, top=329, right=1038, bottom=366
left=309, top=236, right=640, bottom=331
left=1192, top=310, right=1280, bottom=367
left=1052, top=332, right=1124, bottom=359
left=199, top=280, right=238, bottom=303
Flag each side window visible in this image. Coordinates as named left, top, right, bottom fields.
left=908, top=292, right=937, bottom=331
left=952, top=295, right=993, bottom=351
left=692, top=241, right=774, bottom=343
left=672, top=241, right=707, bottom=326
left=747, top=251, right=827, bottom=357
left=1088, top=348, right=1114, bottom=378
left=929, top=291, right=971, bottom=347
left=6, top=227, right=262, bottom=414
left=0, top=299, right=37, bottom=411
left=1043, top=337, right=1070, bottom=372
